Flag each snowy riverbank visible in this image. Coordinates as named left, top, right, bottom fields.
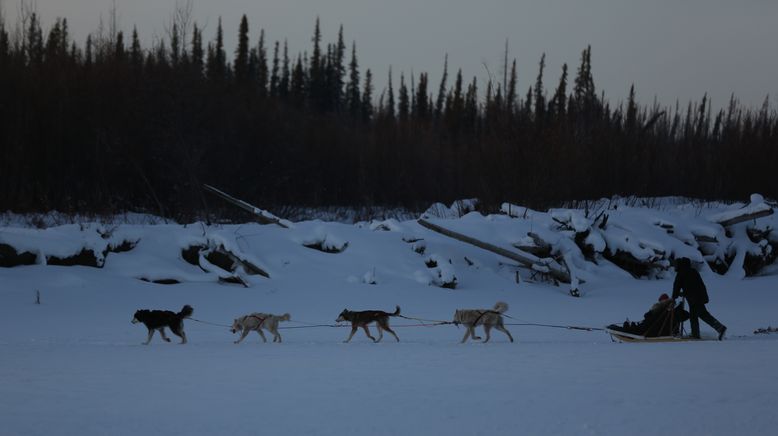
left=2, top=203, right=777, bottom=435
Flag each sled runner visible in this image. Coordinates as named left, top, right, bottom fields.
left=606, top=327, right=698, bottom=343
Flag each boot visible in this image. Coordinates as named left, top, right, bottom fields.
left=718, top=326, right=727, bottom=341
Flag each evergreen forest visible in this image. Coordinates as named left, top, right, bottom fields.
left=1, top=9, right=776, bottom=220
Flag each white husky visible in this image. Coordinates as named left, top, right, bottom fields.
left=453, top=301, right=514, bottom=343
left=231, top=312, right=291, bottom=344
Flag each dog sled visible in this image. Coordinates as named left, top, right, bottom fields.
left=606, top=295, right=692, bottom=343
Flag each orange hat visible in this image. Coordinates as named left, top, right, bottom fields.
left=659, top=293, right=670, bottom=301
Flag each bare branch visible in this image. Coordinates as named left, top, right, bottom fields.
left=108, top=0, right=118, bottom=43
left=164, top=0, right=193, bottom=55
left=16, top=0, right=36, bottom=49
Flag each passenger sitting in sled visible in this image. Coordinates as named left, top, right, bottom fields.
left=613, top=293, right=689, bottom=337
left=641, top=293, right=689, bottom=336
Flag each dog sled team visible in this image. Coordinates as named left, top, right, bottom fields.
left=132, top=257, right=727, bottom=345
left=131, top=302, right=514, bottom=345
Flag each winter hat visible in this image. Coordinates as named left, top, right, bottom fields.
left=659, top=293, right=670, bottom=302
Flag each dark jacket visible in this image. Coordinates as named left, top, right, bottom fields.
left=672, top=258, right=709, bottom=305
left=641, top=299, right=689, bottom=337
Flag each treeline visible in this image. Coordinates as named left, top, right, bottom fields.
left=0, top=12, right=776, bottom=220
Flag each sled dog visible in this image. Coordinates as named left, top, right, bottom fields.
left=453, top=301, right=514, bottom=343
left=131, top=305, right=193, bottom=345
left=336, top=306, right=401, bottom=343
left=231, top=312, right=291, bottom=343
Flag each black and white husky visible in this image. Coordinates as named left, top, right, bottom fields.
left=453, top=301, right=514, bottom=343
left=131, top=305, right=193, bottom=345
left=231, top=312, right=291, bottom=343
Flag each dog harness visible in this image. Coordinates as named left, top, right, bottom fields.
left=470, top=310, right=500, bottom=326
left=248, top=315, right=266, bottom=327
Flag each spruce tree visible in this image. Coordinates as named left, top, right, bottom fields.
left=464, top=77, right=478, bottom=133
left=205, top=17, right=226, bottom=82
left=85, top=34, right=93, bottom=67
left=311, top=18, right=322, bottom=80
left=534, top=53, right=546, bottom=124
left=506, top=60, right=517, bottom=115
left=346, top=42, right=360, bottom=118
left=60, top=19, right=70, bottom=56
left=493, top=84, right=503, bottom=116
left=114, top=31, right=125, bottom=62
left=248, top=47, right=258, bottom=88
left=234, top=15, right=250, bottom=84
left=130, top=26, right=143, bottom=71
left=44, top=20, right=60, bottom=62
left=435, top=54, right=448, bottom=120
left=448, top=69, right=464, bottom=129
left=45, top=19, right=66, bottom=64
left=414, top=72, right=429, bottom=121
left=191, top=24, right=204, bottom=76
left=171, top=23, right=180, bottom=66
left=309, top=17, right=324, bottom=107
left=626, top=84, right=637, bottom=134
left=398, top=73, right=410, bottom=124
left=550, top=63, right=567, bottom=122
left=290, top=54, right=305, bottom=104
left=386, top=68, right=396, bottom=121
left=334, top=25, right=346, bottom=110
left=280, top=40, right=290, bottom=98
left=206, top=43, right=215, bottom=79
left=485, top=80, right=494, bottom=123
left=256, top=29, right=268, bottom=96
left=270, top=40, right=280, bottom=97
left=573, top=45, right=595, bottom=115
left=42, top=18, right=68, bottom=60
left=324, top=44, right=335, bottom=109
left=361, top=69, right=374, bottom=122
left=524, top=86, right=533, bottom=116
left=26, top=13, right=43, bottom=65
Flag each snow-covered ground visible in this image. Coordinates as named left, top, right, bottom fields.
left=2, top=210, right=778, bottom=435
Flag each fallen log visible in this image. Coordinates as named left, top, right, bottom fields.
left=512, top=242, right=551, bottom=258
left=693, top=234, right=718, bottom=244
left=513, top=233, right=551, bottom=258
left=711, top=204, right=774, bottom=228
left=203, top=184, right=289, bottom=228
left=197, top=251, right=249, bottom=287
left=417, top=218, right=571, bottom=284
left=603, top=248, right=664, bottom=278
left=718, top=209, right=774, bottom=227
left=181, top=243, right=269, bottom=278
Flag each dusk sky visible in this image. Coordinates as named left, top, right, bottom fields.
left=3, top=0, right=777, bottom=110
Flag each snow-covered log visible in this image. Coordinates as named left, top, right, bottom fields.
left=716, top=208, right=774, bottom=228
left=182, top=243, right=270, bottom=283
left=417, top=218, right=571, bottom=284
left=203, top=184, right=290, bottom=228
left=512, top=233, right=551, bottom=257
left=709, top=194, right=774, bottom=228
left=197, top=250, right=248, bottom=287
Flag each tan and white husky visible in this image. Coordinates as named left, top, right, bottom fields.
left=453, top=301, right=514, bottom=343
left=231, top=312, right=291, bottom=344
